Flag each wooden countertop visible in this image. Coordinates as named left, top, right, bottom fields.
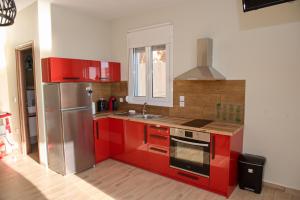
left=93, top=112, right=243, bottom=136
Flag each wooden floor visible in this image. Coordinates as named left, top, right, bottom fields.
left=0, top=155, right=298, bottom=200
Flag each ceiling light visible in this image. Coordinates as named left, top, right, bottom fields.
left=0, top=0, right=17, bottom=26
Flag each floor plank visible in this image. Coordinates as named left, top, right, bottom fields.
left=0, top=155, right=298, bottom=200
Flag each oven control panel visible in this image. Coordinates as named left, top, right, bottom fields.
left=170, top=128, right=210, bottom=142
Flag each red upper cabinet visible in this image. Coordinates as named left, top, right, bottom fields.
left=99, top=61, right=121, bottom=82
left=123, top=120, right=148, bottom=169
left=42, top=57, right=120, bottom=83
left=84, top=60, right=101, bottom=82
left=42, top=57, right=86, bottom=82
left=93, top=118, right=110, bottom=164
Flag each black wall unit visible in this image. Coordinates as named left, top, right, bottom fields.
left=243, top=0, right=295, bottom=12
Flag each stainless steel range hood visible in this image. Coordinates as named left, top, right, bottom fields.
left=176, top=38, right=226, bottom=80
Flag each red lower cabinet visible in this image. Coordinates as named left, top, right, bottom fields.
left=93, top=118, right=110, bottom=163
left=109, top=118, right=125, bottom=161
left=147, top=125, right=170, bottom=175
left=123, top=121, right=148, bottom=169
left=148, top=144, right=169, bottom=175
left=209, top=130, right=243, bottom=197
left=209, top=134, right=230, bottom=195
left=168, top=167, right=209, bottom=188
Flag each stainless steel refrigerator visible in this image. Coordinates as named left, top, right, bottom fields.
left=44, top=83, right=95, bottom=175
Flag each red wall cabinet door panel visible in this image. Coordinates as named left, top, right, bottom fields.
left=99, top=61, right=120, bottom=82
left=94, top=118, right=110, bottom=164
left=124, top=120, right=148, bottom=169
left=42, top=57, right=86, bottom=82
left=84, top=60, right=100, bottom=82
left=109, top=118, right=125, bottom=161
left=209, top=134, right=231, bottom=195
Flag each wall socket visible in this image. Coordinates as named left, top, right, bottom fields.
left=179, top=96, right=185, bottom=102
left=179, top=96, right=185, bottom=107
left=180, top=101, right=185, bottom=107
left=119, top=97, right=124, bottom=103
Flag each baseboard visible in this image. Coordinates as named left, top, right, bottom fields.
left=263, top=181, right=300, bottom=197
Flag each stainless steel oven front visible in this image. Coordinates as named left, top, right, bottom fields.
left=170, top=128, right=210, bottom=177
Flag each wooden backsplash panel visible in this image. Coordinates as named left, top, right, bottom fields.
left=92, top=83, right=112, bottom=102
left=170, top=80, right=245, bottom=123
left=104, top=80, right=245, bottom=123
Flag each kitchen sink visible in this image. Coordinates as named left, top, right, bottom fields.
left=114, top=112, right=162, bottom=120
left=132, top=114, right=162, bottom=120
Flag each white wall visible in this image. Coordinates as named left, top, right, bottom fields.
left=2, top=1, right=49, bottom=165
left=51, top=4, right=112, bottom=60
left=110, top=0, right=300, bottom=189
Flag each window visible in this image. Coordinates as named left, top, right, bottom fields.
left=128, top=24, right=173, bottom=107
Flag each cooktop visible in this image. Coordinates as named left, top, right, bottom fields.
left=181, top=119, right=213, bottom=128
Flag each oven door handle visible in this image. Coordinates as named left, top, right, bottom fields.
left=171, top=137, right=209, bottom=147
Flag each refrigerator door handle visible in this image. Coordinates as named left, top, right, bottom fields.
left=61, top=106, right=90, bottom=112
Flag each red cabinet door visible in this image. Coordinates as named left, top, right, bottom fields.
left=42, top=57, right=85, bottom=82
left=99, top=61, right=120, bottom=82
left=148, top=144, right=169, bottom=175
left=93, top=118, right=110, bottom=163
left=84, top=60, right=100, bottom=82
left=124, top=120, right=148, bottom=169
left=209, top=134, right=231, bottom=195
left=147, top=125, right=170, bottom=175
left=168, top=167, right=209, bottom=188
left=109, top=118, right=125, bottom=161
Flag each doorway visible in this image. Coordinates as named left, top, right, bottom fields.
left=15, top=42, right=39, bottom=163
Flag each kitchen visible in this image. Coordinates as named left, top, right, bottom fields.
left=0, top=0, right=299, bottom=199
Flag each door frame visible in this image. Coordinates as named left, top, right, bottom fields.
left=15, top=41, right=40, bottom=159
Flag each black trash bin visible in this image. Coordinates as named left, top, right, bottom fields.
left=238, top=154, right=266, bottom=194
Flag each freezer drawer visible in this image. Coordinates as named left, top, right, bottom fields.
left=62, top=108, right=95, bottom=174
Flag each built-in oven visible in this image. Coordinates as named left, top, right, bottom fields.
left=170, top=128, right=210, bottom=177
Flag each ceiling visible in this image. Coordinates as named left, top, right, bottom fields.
left=15, top=0, right=186, bottom=20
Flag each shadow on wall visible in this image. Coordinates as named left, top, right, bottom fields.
left=0, top=159, right=47, bottom=199
left=236, top=0, right=300, bottom=30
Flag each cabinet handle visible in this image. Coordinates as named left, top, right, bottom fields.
left=211, top=135, right=215, bottom=160
left=149, top=134, right=168, bottom=140
left=144, top=125, right=147, bottom=144
left=149, top=147, right=167, bottom=154
left=149, top=125, right=169, bottom=132
left=99, top=77, right=109, bottom=80
left=177, top=172, right=198, bottom=180
left=63, top=77, right=80, bottom=80
left=96, top=121, right=99, bottom=140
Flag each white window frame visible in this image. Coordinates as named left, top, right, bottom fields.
left=127, top=23, right=173, bottom=107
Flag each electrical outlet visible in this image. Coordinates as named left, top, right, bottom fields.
left=179, top=96, right=185, bottom=102
left=119, top=97, right=124, bottom=103
left=180, top=101, right=185, bottom=107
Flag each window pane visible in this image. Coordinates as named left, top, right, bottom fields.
left=152, top=45, right=167, bottom=98
left=133, top=47, right=146, bottom=97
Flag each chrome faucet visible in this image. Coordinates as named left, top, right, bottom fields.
left=142, top=102, right=147, bottom=115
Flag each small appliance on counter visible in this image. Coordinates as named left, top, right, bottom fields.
left=109, top=96, right=118, bottom=111
left=97, top=98, right=108, bottom=112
